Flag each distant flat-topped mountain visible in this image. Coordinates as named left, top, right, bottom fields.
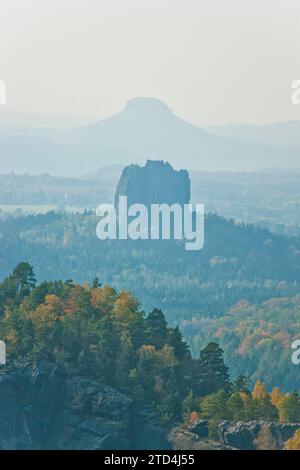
left=0, top=97, right=300, bottom=175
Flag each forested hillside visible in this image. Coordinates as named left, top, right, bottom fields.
left=1, top=211, right=300, bottom=321
left=1, top=264, right=299, bottom=439
left=181, top=295, right=300, bottom=391
left=1, top=211, right=300, bottom=392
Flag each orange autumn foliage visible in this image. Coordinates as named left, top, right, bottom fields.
left=284, top=429, right=300, bottom=450
left=189, top=411, right=199, bottom=423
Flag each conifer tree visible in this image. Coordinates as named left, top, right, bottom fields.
left=196, top=342, right=231, bottom=395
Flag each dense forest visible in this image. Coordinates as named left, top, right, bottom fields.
left=1, top=211, right=300, bottom=321
left=181, top=295, right=300, bottom=391
left=1, top=263, right=300, bottom=440
left=1, top=211, right=300, bottom=392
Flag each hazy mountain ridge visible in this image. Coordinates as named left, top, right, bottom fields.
left=1, top=97, right=300, bottom=175
left=204, top=121, right=300, bottom=149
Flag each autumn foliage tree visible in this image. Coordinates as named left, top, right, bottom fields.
left=1, top=264, right=300, bottom=428
left=284, top=429, right=300, bottom=450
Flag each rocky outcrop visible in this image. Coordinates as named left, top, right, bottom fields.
left=0, top=365, right=171, bottom=450
left=2, top=365, right=298, bottom=450
left=187, top=418, right=209, bottom=438
left=168, top=427, right=232, bottom=450
left=115, top=160, right=190, bottom=209
left=170, top=420, right=300, bottom=450
left=219, top=420, right=300, bottom=450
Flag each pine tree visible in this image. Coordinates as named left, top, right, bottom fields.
left=196, top=342, right=231, bottom=396
left=145, top=308, right=168, bottom=349
left=167, top=326, right=191, bottom=360
left=11, top=262, right=36, bottom=301
left=0, top=263, right=36, bottom=316
left=280, top=392, right=300, bottom=422
left=200, top=388, right=230, bottom=437
left=234, top=375, right=249, bottom=393
left=227, top=392, right=245, bottom=421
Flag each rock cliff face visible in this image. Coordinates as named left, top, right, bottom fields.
left=170, top=419, right=300, bottom=450
left=114, top=160, right=190, bottom=209
left=0, top=365, right=171, bottom=450
left=219, top=420, right=300, bottom=450
left=1, top=366, right=299, bottom=450
left=168, top=427, right=231, bottom=451
left=187, top=418, right=209, bottom=438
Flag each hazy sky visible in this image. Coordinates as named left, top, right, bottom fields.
left=1, top=0, right=300, bottom=125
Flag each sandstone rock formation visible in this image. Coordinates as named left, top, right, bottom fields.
left=187, top=418, right=209, bottom=438
left=114, top=160, right=190, bottom=209
left=168, top=427, right=232, bottom=451
left=2, top=364, right=298, bottom=450
left=0, top=365, right=171, bottom=450
left=219, top=420, right=300, bottom=450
